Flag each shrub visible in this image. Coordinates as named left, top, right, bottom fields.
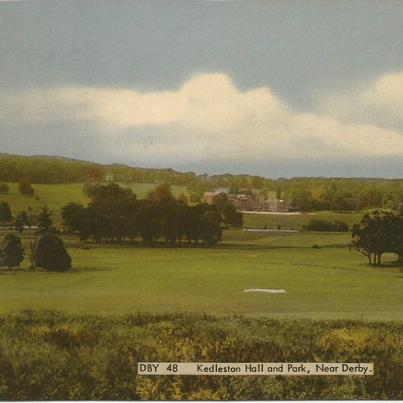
left=19, top=179, right=34, bottom=196
left=0, top=183, right=9, bottom=193
left=303, top=219, right=349, bottom=232
left=34, top=233, right=71, bottom=271
left=0, top=312, right=401, bottom=400
left=0, top=233, right=24, bottom=269
left=0, top=201, right=13, bottom=224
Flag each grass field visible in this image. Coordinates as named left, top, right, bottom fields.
left=0, top=230, right=401, bottom=320
left=242, top=211, right=364, bottom=229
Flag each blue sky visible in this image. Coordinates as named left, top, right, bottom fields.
left=1, top=0, right=403, bottom=177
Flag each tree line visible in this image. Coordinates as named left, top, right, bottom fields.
left=2, top=154, right=403, bottom=212
left=61, top=183, right=243, bottom=246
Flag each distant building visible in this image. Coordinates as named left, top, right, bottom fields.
left=104, top=172, right=114, bottom=182
left=203, top=190, right=291, bottom=212
left=228, top=194, right=257, bottom=210
left=215, top=187, right=230, bottom=194
left=203, top=191, right=222, bottom=205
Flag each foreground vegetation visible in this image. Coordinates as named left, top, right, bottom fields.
left=0, top=311, right=401, bottom=400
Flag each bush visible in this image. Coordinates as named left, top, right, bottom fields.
left=0, top=233, right=24, bottom=269
left=34, top=234, right=71, bottom=271
left=19, top=179, right=34, bottom=196
left=0, top=183, right=9, bottom=193
left=0, top=201, right=13, bottom=224
left=0, top=312, right=401, bottom=400
left=303, top=219, right=349, bottom=232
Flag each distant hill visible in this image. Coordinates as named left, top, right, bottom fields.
left=1, top=153, right=403, bottom=212
left=0, top=153, right=198, bottom=185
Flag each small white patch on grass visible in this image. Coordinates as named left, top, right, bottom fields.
left=243, top=288, right=287, bottom=294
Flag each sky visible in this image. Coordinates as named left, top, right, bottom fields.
left=1, top=0, right=403, bottom=178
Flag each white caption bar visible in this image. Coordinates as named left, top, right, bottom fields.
left=138, top=362, right=374, bottom=376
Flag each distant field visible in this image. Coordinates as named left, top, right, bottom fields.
left=243, top=211, right=364, bottom=229
left=1, top=182, right=368, bottom=230
left=0, top=230, right=401, bottom=320
left=0, top=182, right=187, bottom=224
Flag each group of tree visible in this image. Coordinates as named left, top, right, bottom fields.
left=303, top=219, right=349, bottom=232
left=0, top=202, right=47, bottom=232
left=0, top=154, right=198, bottom=186
left=351, top=210, right=403, bottom=266
left=62, top=183, right=242, bottom=246
left=0, top=231, right=71, bottom=271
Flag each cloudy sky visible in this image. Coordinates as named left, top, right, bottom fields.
left=1, top=0, right=403, bottom=178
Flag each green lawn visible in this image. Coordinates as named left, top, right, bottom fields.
left=0, top=231, right=401, bottom=320
left=243, top=211, right=364, bottom=229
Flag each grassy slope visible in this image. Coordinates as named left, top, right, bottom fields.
left=0, top=182, right=187, bottom=224
left=0, top=231, right=401, bottom=320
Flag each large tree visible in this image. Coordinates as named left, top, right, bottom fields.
left=351, top=210, right=403, bottom=266
left=61, top=202, right=86, bottom=233
left=36, top=204, right=53, bottom=233
left=34, top=233, right=71, bottom=271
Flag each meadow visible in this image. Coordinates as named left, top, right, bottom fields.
left=0, top=230, right=401, bottom=321
left=242, top=211, right=364, bottom=229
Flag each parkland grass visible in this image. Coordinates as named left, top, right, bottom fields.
left=242, top=211, right=364, bottom=229
left=0, top=231, right=401, bottom=320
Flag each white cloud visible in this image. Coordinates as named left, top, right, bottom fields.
left=2, top=72, right=403, bottom=161
left=318, top=71, right=403, bottom=130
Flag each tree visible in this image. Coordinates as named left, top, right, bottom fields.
left=28, top=240, right=37, bottom=270
left=0, top=233, right=24, bottom=269
left=61, top=202, right=85, bottom=233
left=19, top=178, right=34, bottom=196
left=85, top=166, right=105, bottom=183
left=24, top=207, right=35, bottom=228
left=34, top=233, right=71, bottom=271
left=14, top=210, right=30, bottom=232
left=0, top=183, right=9, bottom=194
left=211, top=193, right=243, bottom=227
left=147, top=183, right=176, bottom=206
left=351, top=210, right=403, bottom=266
left=14, top=212, right=25, bottom=233
left=0, top=202, right=13, bottom=224
left=36, top=204, right=53, bottom=233
left=199, top=207, right=222, bottom=245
